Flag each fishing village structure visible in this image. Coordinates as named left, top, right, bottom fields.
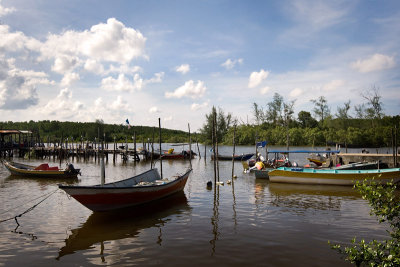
left=0, top=129, right=145, bottom=163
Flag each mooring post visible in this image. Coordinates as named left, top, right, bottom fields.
left=188, top=123, right=192, bottom=169
left=212, top=108, right=217, bottom=184
left=159, top=118, right=163, bottom=179
left=214, top=111, right=219, bottom=182
left=196, top=138, right=201, bottom=159
left=232, top=124, right=236, bottom=178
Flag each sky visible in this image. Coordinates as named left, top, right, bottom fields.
left=0, top=0, right=399, bottom=132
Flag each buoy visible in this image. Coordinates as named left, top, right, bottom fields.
left=233, top=175, right=237, bottom=178
left=227, top=180, right=232, bottom=184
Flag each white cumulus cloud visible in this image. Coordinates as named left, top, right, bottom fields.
left=248, top=69, right=269, bottom=88
left=191, top=101, right=209, bottom=111
left=221, top=58, right=243, bottom=70
left=165, top=80, right=206, bottom=99
left=289, top=88, right=303, bottom=98
left=0, top=57, right=39, bottom=109
left=260, top=86, right=270, bottom=95
left=41, top=88, right=84, bottom=119
left=101, top=73, right=143, bottom=92
left=61, top=72, right=80, bottom=86
left=101, top=72, right=163, bottom=92
left=351, top=54, right=396, bottom=73
left=0, top=0, right=15, bottom=17
left=323, top=80, right=345, bottom=91
left=175, top=64, right=190, bottom=74
left=40, top=18, right=146, bottom=64
left=149, top=106, right=160, bottom=113
left=84, top=59, right=105, bottom=75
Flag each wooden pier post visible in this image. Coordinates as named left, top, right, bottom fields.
left=113, top=136, right=116, bottom=163
left=212, top=108, right=217, bottom=184
left=151, top=127, right=155, bottom=169
left=214, top=110, right=220, bottom=181
left=196, top=139, right=201, bottom=159
left=188, top=123, right=192, bottom=169
left=159, top=118, right=163, bottom=179
left=232, top=124, right=236, bottom=178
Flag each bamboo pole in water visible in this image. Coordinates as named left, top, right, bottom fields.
left=214, top=110, right=219, bottom=181
left=232, top=124, right=236, bottom=179
left=196, top=139, right=201, bottom=159
left=100, top=142, right=105, bottom=186
left=188, top=123, right=192, bottom=169
left=151, top=127, right=155, bottom=169
left=212, top=110, right=216, bottom=184
left=159, top=118, right=163, bottom=179
left=395, top=125, right=398, bottom=167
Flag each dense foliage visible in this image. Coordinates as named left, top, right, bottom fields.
left=0, top=120, right=193, bottom=144
left=330, top=180, right=400, bottom=266
left=198, top=90, right=399, bottom=147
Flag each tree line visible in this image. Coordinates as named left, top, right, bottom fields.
left=0, top=120, right=192, bottom=144
left=199, top=87, right=400, bottom=148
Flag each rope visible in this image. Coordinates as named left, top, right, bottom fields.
left=0, top=188, right=59, bottom=224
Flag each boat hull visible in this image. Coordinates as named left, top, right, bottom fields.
left=254, top=168, right=274, bottom=179
left=268, top=167, right=400, bottom=185
left=59, top=169, right=191, bottom=212
left=212, top=153, right=254, bottom=161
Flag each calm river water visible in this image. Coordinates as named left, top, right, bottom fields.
left=0, top=145, right=390, bottom=266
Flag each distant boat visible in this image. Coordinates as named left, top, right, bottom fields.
left=147, top=149, right=196, bottom=160
left=3, top=160, right=80, bottom=179
left=59, top=168, right=192, bottom=212
left=211, top=153, right=254, bottom=161
left=332, top=161, right=388, bottom=170
left=268, top=167, right=400, bottom=185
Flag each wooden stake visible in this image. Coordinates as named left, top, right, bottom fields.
left=232, top=124, right=236, bottom=178
left=159, top=118, right=163, bottom=179
left=188, top=123, right=192, bottom=169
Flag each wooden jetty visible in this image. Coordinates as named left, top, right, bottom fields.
left=0, top=129, right=146, bottom=163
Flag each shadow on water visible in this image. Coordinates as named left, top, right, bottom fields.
left=56, top=192, right=191, bottom=260
left=268, top=182, right=361, bottom=211
left=5, top=175, right=79, bottom=185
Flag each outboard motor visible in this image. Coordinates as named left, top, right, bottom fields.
left=66, top=163, right=81, bottom=175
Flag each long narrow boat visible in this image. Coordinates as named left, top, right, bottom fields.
left=148, top=150, right=196, bottom=160
left=3, top=160, right=80, bottom=179
left=268, top=167, right=400, bottom=185
left=211, top=153, right=254, bottom=161
left=59, top=168, right=192, bottom=212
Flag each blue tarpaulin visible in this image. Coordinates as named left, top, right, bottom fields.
left=256, top=141, right=267, bottom=148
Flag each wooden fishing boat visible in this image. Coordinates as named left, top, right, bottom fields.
left=333, top=161, right=388, bottom=170
left=2, top=160, right=80, bottom=179
left=211, top=153, right=254, bottom=161
left=59, top=168, right=192, bottom=212
left=268, top=167, right=400, bottom=185
left=148, top=150, right=196, bottom=160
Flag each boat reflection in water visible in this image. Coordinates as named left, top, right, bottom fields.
left=57, top=192, right=190, bottom=260
left=268, top=182, right=361, bottom=211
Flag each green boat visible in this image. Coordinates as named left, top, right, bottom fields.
left=268, top=167, right=400, bottom=185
